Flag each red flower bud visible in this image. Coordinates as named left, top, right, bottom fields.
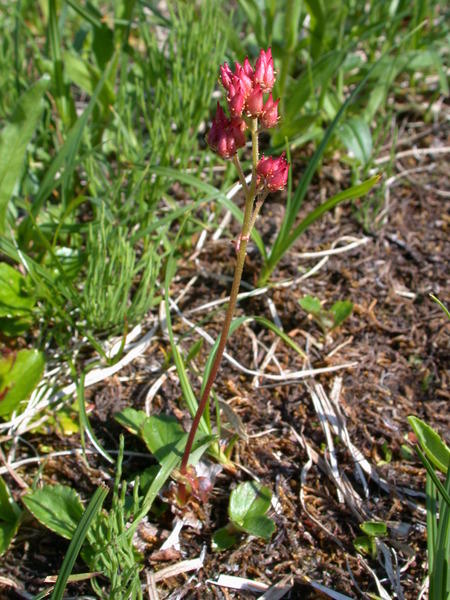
left=227, top=77, right=246, bottom=117
left=245, top=84, right=264, bottom=118
left=220, top=63, right=233, bottom=90
left=254, top=48, right=275, bottom=91
left=207, top=103, right=246, bottom=159
left=235, top=62, right=253, bottom=96
left=257, top=152, right=289, bottom=191
left=243, top=57, right=254, bottom=78
left=260, top=94, right=280, bottom=129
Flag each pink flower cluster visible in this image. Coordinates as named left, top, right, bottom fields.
left=207, top=103, right=246, bottom=159
left=207, top=48, right=289, bottom=192
left=256, top=153, right=289, bottom=192
left=219, top=49, right=278, bottom=126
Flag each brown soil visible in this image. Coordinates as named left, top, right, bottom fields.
left=1, top=120, right=449, bottom=600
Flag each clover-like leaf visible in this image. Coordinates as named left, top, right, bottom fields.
left=22, top=485, right=84, bottom=540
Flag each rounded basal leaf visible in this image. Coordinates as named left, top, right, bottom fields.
left=228, top=481, right=272, bottom=526
left=212, top=527, right=238, bottom=552
left=0, top=349, right=45, bottom=417
left=22, top=485, right=84, bottom=540
left=140, top=414, right=185, bottom=462
left=114, top=407, right=148, bottom=436
left=408, top=416, right=450, bottom=474
left=241, top=515, right=276, bottom=541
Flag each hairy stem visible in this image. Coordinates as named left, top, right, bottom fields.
left=232, top=154, right=249, bottom=195
left=179, top=119, right=259, bottom=479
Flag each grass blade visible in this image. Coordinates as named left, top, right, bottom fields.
left=48, top=0, right=72, bottom=125
left=32, top=56, right=115, bottom=216
left=75, top=371, right=114, bottom=464
left=0, top=75, right=50, bottom=232
left=50, top=485, right=108, bottom=600
left=430, top=468, right=450, bottom=600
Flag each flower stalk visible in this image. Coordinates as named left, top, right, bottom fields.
left=178, top=49, right=289, bottom=497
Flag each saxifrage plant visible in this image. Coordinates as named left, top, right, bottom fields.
left=177, top=48, right=289, bottom=502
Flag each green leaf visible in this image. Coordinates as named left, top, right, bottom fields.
left=237, top=0, right=266, bottom=46
left=114, top=407, right=148, bottom=436
left=0, top=263, right=35, bottom=336
left=430, top=294, right=450, bottom=320
left=360, top=521, right=387, bottom=537
left=128, top=436, right=188, bottom=536
left=241, top=514, right=276, bottom=541
left=0, top=349, right=45, bottom=417
left=0, top=476, right=22, bottom=556
left=140, top=414, right=185, bottom=463
left=339, top=117, right=372, bottom=165
left=22, top=485, right=84, bottom=539
left=416, top=446, right=450, bottom=508
left=0, top=263, right=35, bottom=316
left=285, top=51, right=345, bottom=121
left=0, top=75, right=50, bottom=233
left=229, top=481, right=272, bottom=527
left=212, top=526, right=238, bottom=551
left=0, top=476, right=21, bottom=523
left=330, top=300, right=353, bottom=328
left=354, top=535, right=376, bottom=558
left=63, top=51, right=114, bottom=112
left=50, top=486, right=108, bottom=600
left=408, top=416, right=450, bottom=474
left=0, top=520, right=20, bottom=556
left=136, top=466, right=161, bottom=497
left=400, top=444, right=415, bottom=461
left=429, top=469, right=450, bottom=597
left=299, top=295, right=322, bottom=316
